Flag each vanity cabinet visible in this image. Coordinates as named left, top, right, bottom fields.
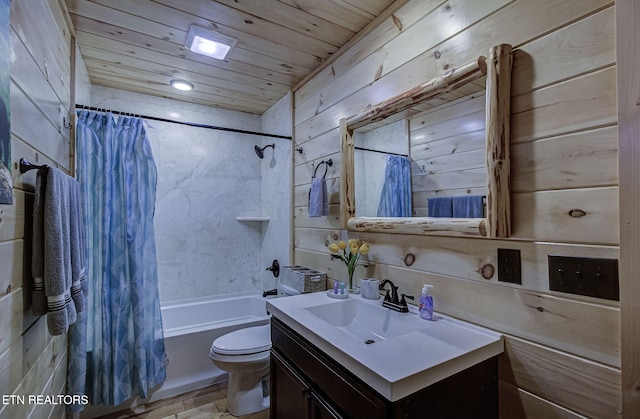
left=271, top=350, right=341, bottom=419
left=271, top=316, right=387, bottom=419
left=270, top=317, right=498, bottom=419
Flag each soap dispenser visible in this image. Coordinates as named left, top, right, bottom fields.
left=419, top=284, right=434, bottom=321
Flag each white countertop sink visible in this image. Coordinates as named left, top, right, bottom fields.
left=267, top=291, right=503, bottom=401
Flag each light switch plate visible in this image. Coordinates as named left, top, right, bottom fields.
left=498, top=248, right=521, bottom=284
left=548, top=255, right=619, bottom=301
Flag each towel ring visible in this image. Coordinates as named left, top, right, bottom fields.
left=313, top=159, right=333, bottom=178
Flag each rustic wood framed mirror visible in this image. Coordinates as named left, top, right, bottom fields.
left=340, top=44, right=512, bottom=238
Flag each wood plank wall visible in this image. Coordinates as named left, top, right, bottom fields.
left=0, top=0, right=72, bottom=417
left=292, top=1, right=621, bottom=417
left=617, top=0, right=640, bottom=416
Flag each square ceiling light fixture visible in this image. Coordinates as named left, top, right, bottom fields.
left=185, top=25, right=237, bottom=60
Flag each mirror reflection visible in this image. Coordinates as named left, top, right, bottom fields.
left=353, top=80, right=486, bottom=219
left=354, top=119, right=410, bottom=217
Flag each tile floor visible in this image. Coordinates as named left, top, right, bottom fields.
left=94, top=383, right=269, bottom=419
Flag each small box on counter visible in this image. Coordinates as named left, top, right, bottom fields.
left=281, top=265, right=327, bottom=293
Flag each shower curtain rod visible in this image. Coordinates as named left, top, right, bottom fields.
left=75, top=104, right=292, bottom=140
left=355, top=146, right=408, bottom=157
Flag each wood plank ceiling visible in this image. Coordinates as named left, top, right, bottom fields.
left=66, top=0, right=398, bottom=114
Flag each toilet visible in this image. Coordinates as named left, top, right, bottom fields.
left=209, top=323, right=272, bottom=416
left=209, top=284, right=300, bottom=416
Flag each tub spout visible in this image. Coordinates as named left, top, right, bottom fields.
left=263, top=288, right=277, bottom=297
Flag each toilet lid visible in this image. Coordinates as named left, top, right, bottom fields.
left=211, top=324, right=271, bottom=355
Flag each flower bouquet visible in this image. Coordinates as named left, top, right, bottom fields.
left=328, top=239, right=371, bottom=292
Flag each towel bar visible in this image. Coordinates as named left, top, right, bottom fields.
left=19, top=158, right=48, bottom=174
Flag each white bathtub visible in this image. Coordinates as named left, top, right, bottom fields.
left=158, top=291, right=270, bottom=400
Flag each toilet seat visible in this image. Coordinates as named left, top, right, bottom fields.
left=210, top=324, right=271, bottom=356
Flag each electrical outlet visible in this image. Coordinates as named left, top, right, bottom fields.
left=548, top=255, right=619, bottom=300
left=497, top=248, right=521, bottom=284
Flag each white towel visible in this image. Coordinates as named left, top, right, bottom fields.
left=308, top=177, right=328, bottom=217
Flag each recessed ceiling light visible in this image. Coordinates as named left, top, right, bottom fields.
left=185, top=25, right=237, bottom=60
left=170, top=79, right=194, bottom=91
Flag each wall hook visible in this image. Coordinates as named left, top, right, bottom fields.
left=62, top=117, right=72, bottom=130
left=295, top=147, right=303, bottom=154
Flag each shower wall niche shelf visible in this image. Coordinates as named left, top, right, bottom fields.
left=236, top=216, right=271, bottom=222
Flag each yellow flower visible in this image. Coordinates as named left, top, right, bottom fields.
left=327, top=237, right=372, bottom=289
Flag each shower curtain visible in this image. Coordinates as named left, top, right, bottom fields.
left=68, top=110, right=166, bottom=410
left=377, top=155, right=412, bottom=217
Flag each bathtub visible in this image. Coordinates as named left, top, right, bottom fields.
left=156, top=291, right=270, bottom=400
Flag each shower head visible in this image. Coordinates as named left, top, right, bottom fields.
left=254, top=143, right=275, bottom=159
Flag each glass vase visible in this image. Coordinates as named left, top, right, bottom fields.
left=347, top=265, right=359, bottom=294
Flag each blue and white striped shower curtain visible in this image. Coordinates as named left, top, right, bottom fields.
left=68, top=111, right=166, bottom=410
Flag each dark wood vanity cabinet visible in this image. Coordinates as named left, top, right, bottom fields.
left=271, top=350, right=341, bottom=419
left=270, top=317, right=387, bottom=419
left=270, top=316, right=498, bottom=419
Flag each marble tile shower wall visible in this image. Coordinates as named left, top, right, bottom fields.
left=260, top=93, right=292, bottom=291
left=91, top=86, right=290, bottom=302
